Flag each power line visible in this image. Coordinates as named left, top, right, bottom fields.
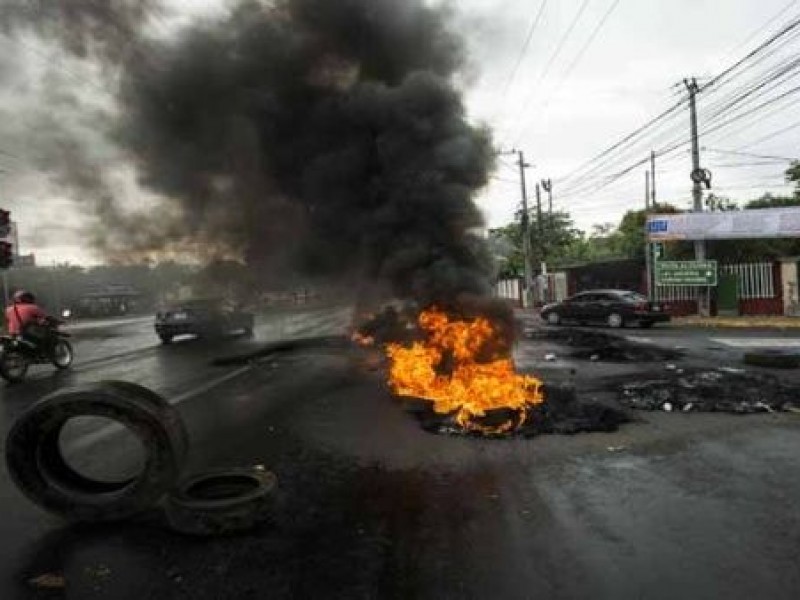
left=513, top=0, right=621, bottom=147
left=504, top=0, right=591, bottom=140
left=717, top=0, right=799, bottom=64
left=701, top=81, right=800, bottom=138
left=709, top=160, right=791, bottom=168
left=536, top=0, right=592, bottom=86
left=559, top=50, right=800, bottom=197
left=555, top=7, right=800, bottom=192
left=702, top=147, right=799, bottom=161
left=495, top=0, right=549, bottom=112
left=741, top=116, right=800, bottom=148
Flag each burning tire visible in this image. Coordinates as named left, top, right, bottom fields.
left=743, top=349, right=800, bottom=369
left=165, top=468, right=278, bottom=536
left=5, top=382, right=187, bottom=522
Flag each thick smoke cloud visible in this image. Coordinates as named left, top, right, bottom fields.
left=117, top=0, right=496, bottom=305
left=5, top=0, right=499, bottom=308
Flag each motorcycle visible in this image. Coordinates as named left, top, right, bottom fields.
left=0, top=317, right=74, bottom=383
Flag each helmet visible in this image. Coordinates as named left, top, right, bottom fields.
left=13, top=290, right=35, bottom=304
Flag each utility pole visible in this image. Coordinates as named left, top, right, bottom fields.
left=541, top=179, right=553, bottom=232
left=644, top=171, right=653, bottom=299
left=685, top=78, right=710, bottom=316
left=650, top=150, right=657, bottom=208
left=509, top=149, right=534, bottom=309
left=535, top=183, right=544, bottom=245
left=535, top=182, right=546, bottom=305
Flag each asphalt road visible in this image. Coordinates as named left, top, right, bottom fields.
left=1, top=314, right=799, bottom=599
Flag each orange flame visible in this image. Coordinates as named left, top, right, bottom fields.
left=385, top=308, right=544, bottom=433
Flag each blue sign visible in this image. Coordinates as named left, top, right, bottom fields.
left=647, top=220, right=668, bottom=233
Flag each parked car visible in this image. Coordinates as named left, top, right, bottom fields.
left=155, top=298, right=255, bottom=344
left=540, top=290, right=670, bottom=329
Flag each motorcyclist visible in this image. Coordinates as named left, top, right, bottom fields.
left=5, top=290, right=54, bottom=347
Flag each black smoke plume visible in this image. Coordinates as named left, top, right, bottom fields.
left=7, top=0, right=501, bottom=312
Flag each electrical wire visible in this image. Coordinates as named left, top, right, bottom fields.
left=554, top=8, right=800, bottom=195
left=503, top=0, right=592, bottom=141
left=494, top=0, right=549, bottom=116
left=512, top=0, right=622, bottom=147
left=740, top=116, right=800, bottom=148
left=703, top=147, right=799, bottom=161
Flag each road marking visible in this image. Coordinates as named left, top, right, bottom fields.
left=169, top=365, right=253, bottom=404
left=710, top=337, right=800, bottom=348
left=65, top=365, right=254, bottom=453
left=625, top=336, right=655, bottom=345
left=65, top=316, right=152, bottom=332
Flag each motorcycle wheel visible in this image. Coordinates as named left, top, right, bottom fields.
left=1, top=350, right=30, bottom=383
left=52, top=340, right=74, bottom=370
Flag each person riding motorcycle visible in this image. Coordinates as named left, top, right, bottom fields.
left=5, top=290, right=55, bottom=348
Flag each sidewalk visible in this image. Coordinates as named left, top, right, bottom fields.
left=672, top=315, right=800, bottom=329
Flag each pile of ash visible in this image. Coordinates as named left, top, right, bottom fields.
left=525, top=328, right=683, bottom=363
left=405, top=384, right=630, bottom=439
left=619, top=368, right=799, bottom=413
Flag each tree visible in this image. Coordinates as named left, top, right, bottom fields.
left=744, top=193, right=800, bottom=209
left=489, top=210, right=589, bottom=277
left=606, top=203, right=684, bottom=260
left=786, top=162, right=800, bottom=197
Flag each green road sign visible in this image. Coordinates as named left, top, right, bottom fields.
left=655, top=260, right=718, bottom=286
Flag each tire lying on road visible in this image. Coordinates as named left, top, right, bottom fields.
left=165, top=468, right=278, bottom=536
left=743, top=349, right=800, bottom=369
left=5, top=381, right=188, bottom=522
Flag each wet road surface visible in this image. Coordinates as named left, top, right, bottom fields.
left=1, top=314, right=799, bottom=599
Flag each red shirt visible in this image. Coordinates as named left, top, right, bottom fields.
left=5, top=304, right=47, bottom=335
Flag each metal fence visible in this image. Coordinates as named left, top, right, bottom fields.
left=654, top=262, right=776, bottom=301
left=494, top=279, right=521, bottom=303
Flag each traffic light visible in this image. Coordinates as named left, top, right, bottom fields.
left=0, top=241, right=12, bottom=269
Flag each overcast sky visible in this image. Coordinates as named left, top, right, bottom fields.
left=1, top=0, right=799, bottom=264
left=466, top=0, right=800, bottom=231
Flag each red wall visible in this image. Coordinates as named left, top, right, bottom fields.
left=567, top=262, right=786, bottom=317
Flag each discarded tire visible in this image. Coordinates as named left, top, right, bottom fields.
left=6, top=382, right=188, bottom=522
left=94, top=380, right=189, bottom=456
left=743, top=349, right=800, bottom=369
left=165, top=468, right=277, bottom=536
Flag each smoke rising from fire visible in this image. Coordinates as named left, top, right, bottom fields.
left=7, top=0, right=500, bottom=308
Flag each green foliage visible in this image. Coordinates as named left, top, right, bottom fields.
left=744, top=193, right=800, bottom=209
left=786, top=161, right=800, bottom=195
left=603, top=203, right=683, bottom=261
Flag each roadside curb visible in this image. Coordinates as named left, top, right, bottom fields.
left=672, top=318, right=800, bottom=330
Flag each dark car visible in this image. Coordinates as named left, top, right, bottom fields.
left=155, top=298, right=255, bottom=344
left=540, top=290, right=670, bottom=329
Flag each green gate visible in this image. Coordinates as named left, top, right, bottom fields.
left=717, top=272, right=739, bottom=316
